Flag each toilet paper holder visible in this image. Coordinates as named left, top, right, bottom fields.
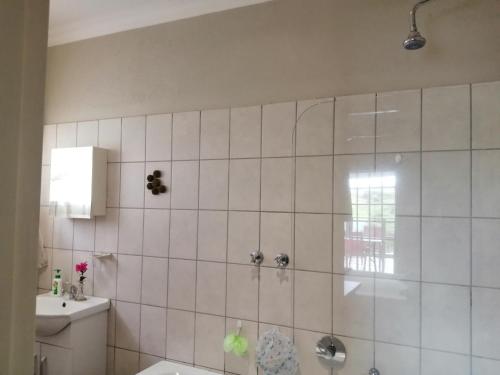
left=315, top=335, right=346, bottom=368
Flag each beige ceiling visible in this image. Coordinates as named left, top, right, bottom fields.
left=49, top=0, right=272, bottom=46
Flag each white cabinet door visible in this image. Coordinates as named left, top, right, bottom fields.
left=40, top=344, right=72, bottom=375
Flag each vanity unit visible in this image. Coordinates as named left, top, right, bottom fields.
left=34, top=293, right=110, bottom=375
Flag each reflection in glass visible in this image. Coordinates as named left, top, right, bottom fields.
left=344, top=172, right=397, bottom=274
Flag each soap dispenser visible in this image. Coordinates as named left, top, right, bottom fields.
left=52, top=269, right=63, bottom=296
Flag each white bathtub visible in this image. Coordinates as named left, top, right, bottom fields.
left=137, top=361, right=220, bottom=375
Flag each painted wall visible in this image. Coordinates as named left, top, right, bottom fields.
left=0, top=0, right=49, bottom=373
left=44, top=0, right=500, bottom=124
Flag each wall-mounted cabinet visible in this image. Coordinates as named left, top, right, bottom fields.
left=49, top=147, right=107, bottom=219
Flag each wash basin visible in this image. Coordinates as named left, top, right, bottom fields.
left=137, top=361, right=220, bottom=375
left=36, top=293, right=110, bottom=337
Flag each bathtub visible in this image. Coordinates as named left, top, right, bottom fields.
left=137, top=361, right=220, bottom=375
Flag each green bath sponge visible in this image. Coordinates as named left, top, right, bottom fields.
left=224, top=320, right=248, bottom=357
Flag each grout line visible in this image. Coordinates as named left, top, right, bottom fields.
left=372, top=93, right=378, bottom=368
left=418, top=87, right=424, bottom=375
left=469, top=83, right=473, bottom=375
left=192, top=110, right=202, bottom=366
left=224, top=108, right=231, bottom=373
left=165, top=112, right=173, bottom=359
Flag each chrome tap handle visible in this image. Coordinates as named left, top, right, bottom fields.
left=250, top=251, right=264, bottom=265
left=274, top=253, right=289, bottom=268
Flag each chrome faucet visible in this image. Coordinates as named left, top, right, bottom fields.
left=63, top=282, right=78, bottom=300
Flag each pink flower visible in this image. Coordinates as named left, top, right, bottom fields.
left=75, top=262, right=88, bottom=274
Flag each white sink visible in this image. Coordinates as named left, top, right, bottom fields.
left=137, top=361, right=220, bottom=375
left=36, top=293, right=110, bottom=337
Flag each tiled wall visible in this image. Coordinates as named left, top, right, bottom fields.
left=39, top=81, right=500, bottom=375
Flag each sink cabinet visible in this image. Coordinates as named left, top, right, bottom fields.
left=34, top=310, right=107, bottom=375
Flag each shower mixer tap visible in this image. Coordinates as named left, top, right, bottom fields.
left=274, top=253, right=289, bottom=268
left=250, top=251, right=264, bottom=265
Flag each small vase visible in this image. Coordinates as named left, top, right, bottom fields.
left=75, top=279, right=87, bottom=301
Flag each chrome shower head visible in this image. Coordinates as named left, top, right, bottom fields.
left=403, top=30, right=426, bottom=50
left=403, top=0, right=431, bottom=50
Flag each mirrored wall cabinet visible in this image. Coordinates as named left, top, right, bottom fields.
left=49, top=147, right=107, bottom=219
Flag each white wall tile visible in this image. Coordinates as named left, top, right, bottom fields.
left=422, top=350, right=470, bottom=375
left=294, top=271, right=332, bottom=332
left=143, top=209, right=169, bottom=258
left=52, top=248, right=72, bottom=283
left=117, top=255, right=142, bottom=303
left=379, top=216, right=421, bottom=281
left=171, top=161, right=199, bottom=209
left=122, top=116, right=146, bottom=162
left=334, top=94, right=375, bottom=154
left=77, top=120, right=98, bottom=147
left=39, top=206, right=53, bottom=248
left=262, top=102, right=296, bottom=157
left=332, top=274, right=374, bottom=340
left=114, top=348, right=139, bottom=375
left=95, top=208, right=119, bottom=253
left=169, top=210, right=197, bottom=259
left=73, top=218, right=95, bottom=251
left=94, top=255, right=117, bottom=299
left=472, top=287, right=500, bottom=360
left=375, top=279, right=420, bottom=346
left=42, top=124, right=57, bottom=165
left=422, top=217, right=470, bottom=285
left=107, top=300, right=116, bottom=346
left=140, top=305, right=166, bottom=357
left=144, top=162, right=171, bottom=209
left=200, top=109, right=229, bottom=159
left=118, top=209, right=144, bottom=255
left=226, top=264, right=259, bottom=321
left=295, top=213, right=332, bottom=272
left=168, top=259, right=196, bottom=310
left=166, top=309, right=195, bottom=364
left=141, top=257, right=168, bottom=307
left=260, top=212, right=292, bottom=267
left=199, top=160, right=228, bottom=210
left=295, top=156, right=332, bottom=213
left=194, top=313, right=225, bottom=370
left=261, top=157, right=293, bottom=212
left=259, top=267, right=293, bottom=326
left=472, top=150, right=500, bottom=217
left=375, top=342, right=420, bottom=375
left=422, top=283, right=470, bottom=354
left=333, top=154, right=374, bottom=214
left=146, top=113, right=172, bottom=161
left=294, top=329, right=331, bottom=375
left=197, top=210, right=227, bottom=262
left=472, top=218, right=500, bottom=288
left=376, top=89, right=421, bottom=153
left=172, top=111, right=200, bottom=160
left=116, top=301, right=140, bottom=351
left=296, top=98, right=333, bottom=156
left=230, top=106, right=261, bottom=158
left=375, top=152, right=421, bottom=216
left=422, top=151, right=470, bottom=217
left=472, top=81, right=500, bottom=149
left=227, top=211, right=259, bottom=264
left=120, top=162, right=145, bottom=208
left=40, top=165, right=50, bottom=206
left=472, top=357, right=500, bottom=375
left=53, top=217, right=73, bottom=250
left=56, top=122, right=77, bottom=147
left=422, top=84, right=470, bottom=151
left=107, top=163, right=121, bottom=207
left=336, top=337, right=373, bottom=375
left=228, top=158, right=260, bottom=211
left=99, top=118, right=122, bottom=162
left=196, top=261, right=226, bottom=315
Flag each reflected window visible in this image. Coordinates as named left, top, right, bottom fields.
left=344, top=172, right=396, bottom=274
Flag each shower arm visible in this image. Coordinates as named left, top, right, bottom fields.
left=410, top=0, right=431, bottom=32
